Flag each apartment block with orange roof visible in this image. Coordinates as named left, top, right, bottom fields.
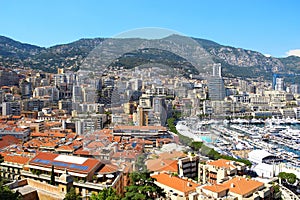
left=199, top=159, right=247, bottom=184
left=198, top=176, right=273, bottom=200
left=151, top=172, right=200, bottom=200
left=0, top=153, right=31, bottom=180
left=18, top=152, right=125, bottom=197
left=19, top=119, right=45, bottom=133
left=0, top=124, right=30, bottom=142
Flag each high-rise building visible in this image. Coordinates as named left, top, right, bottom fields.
left=2, top=101, right=21, bottom=116
left=21, top=99, right=46, bottom=111
left=19, top=79, right=32, bottom=99
left=208, top=64, right=225, bottom=101
left=33, top=86, right=59, bottom=101
left=72, top=85, right=82, bottom=102
left=290, top=84, right=300, bottom=94
left=153, top=96, right=167, bottom=125
left=275, top=78, right=284, bottom=91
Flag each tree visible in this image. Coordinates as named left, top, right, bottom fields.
left=278, top=172, right=297, bottom=184
left=122, top=171, right=165, bottom=200
left=0, top=185, right=22, bottom=200
left=50, top=165, right=55, bottom=185
left=90, top=188, right=120, bottom=200
left=135, top=154, right=147, bottom=172
left=64, top=187, right=82, bottom=200
left=0, top=154, right=22, bottom=200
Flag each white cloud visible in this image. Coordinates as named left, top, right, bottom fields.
left=286, top=49, right=300, bottom=57
left=264, top=54, right=272, bottom=57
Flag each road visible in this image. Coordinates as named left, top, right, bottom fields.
left=280, top=184, right=300, bottom=200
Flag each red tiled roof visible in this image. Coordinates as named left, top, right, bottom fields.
left=97, top=164, right=119, bottom=174
left=1, top=153, right=30, bottom=165
left=29, top=152, right=101, bottom=174
left=0, top=135, right=20, bottom=149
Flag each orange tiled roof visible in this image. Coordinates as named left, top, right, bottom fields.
left=74, top=148, right=90, bottom=156
left=29, top=152, right=101, bottom=173
left=41, top=142, right=57, bottom=148
left=151, top=173, right=200, bottom=193
left=202, top=184, right=228, bottom=193
left=66, top=133, right=77, bottom=139
left=146, top=159, right=178, bottom=173
left=31, top=132, right=48, bottom=137
left=49, top=132, right=66, bottom=138
left=207, top=159, right=235, bottom=169
left=1, top=153, right=30, bottom=165
left=12, top=115, right=22, bottom=119
left=222, top=177, right=264, bottom=196
left=113, top=136, right=121, bottom=142
left=158, top=151, right=186, bottom=160
left=72, top=140, right=82, bottom=146
left=86, top=141, right=106, bottom=148
left=56, top=145, right=74, bottom=152
left=98, top=164, right=119, bottom=174
left=0, top=135, right=20, bottom=149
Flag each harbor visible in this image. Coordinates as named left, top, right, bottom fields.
left=176, top=117, right=300, bottom=172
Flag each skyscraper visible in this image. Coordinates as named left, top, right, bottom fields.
left=275, top=78, right=284, bottom=91
left=208, top=64, right=225, bottom=101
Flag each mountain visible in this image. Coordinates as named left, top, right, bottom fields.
left=278, top=56, right=300, bottom=73
left=0, top=35, right=299, bottom=80
left=0, top=36, right=43, bottom=58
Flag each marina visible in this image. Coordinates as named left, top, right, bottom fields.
left=176, top=118, right=300, bottom=169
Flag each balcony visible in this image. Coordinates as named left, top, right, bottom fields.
left=182, top=163, right=191, bottom=168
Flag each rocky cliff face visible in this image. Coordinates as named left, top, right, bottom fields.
left=207, top=46, right=284, bottom=72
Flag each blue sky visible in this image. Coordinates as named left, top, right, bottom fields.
left=0, top=0, right=299, bottom=57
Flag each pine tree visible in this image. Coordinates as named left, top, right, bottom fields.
left=50, top=165, right=56, bottom=185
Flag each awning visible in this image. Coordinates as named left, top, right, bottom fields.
left=106, top=174, right=114, bottom=178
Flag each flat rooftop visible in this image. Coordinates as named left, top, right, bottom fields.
left=29, top=152, right=100, bottom=174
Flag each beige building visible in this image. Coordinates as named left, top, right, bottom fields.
left=199, top=159, right=246, bottom=184
left=151, top=172, right=200, bottom=200
left=199, top=177, right=272, bottom=200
